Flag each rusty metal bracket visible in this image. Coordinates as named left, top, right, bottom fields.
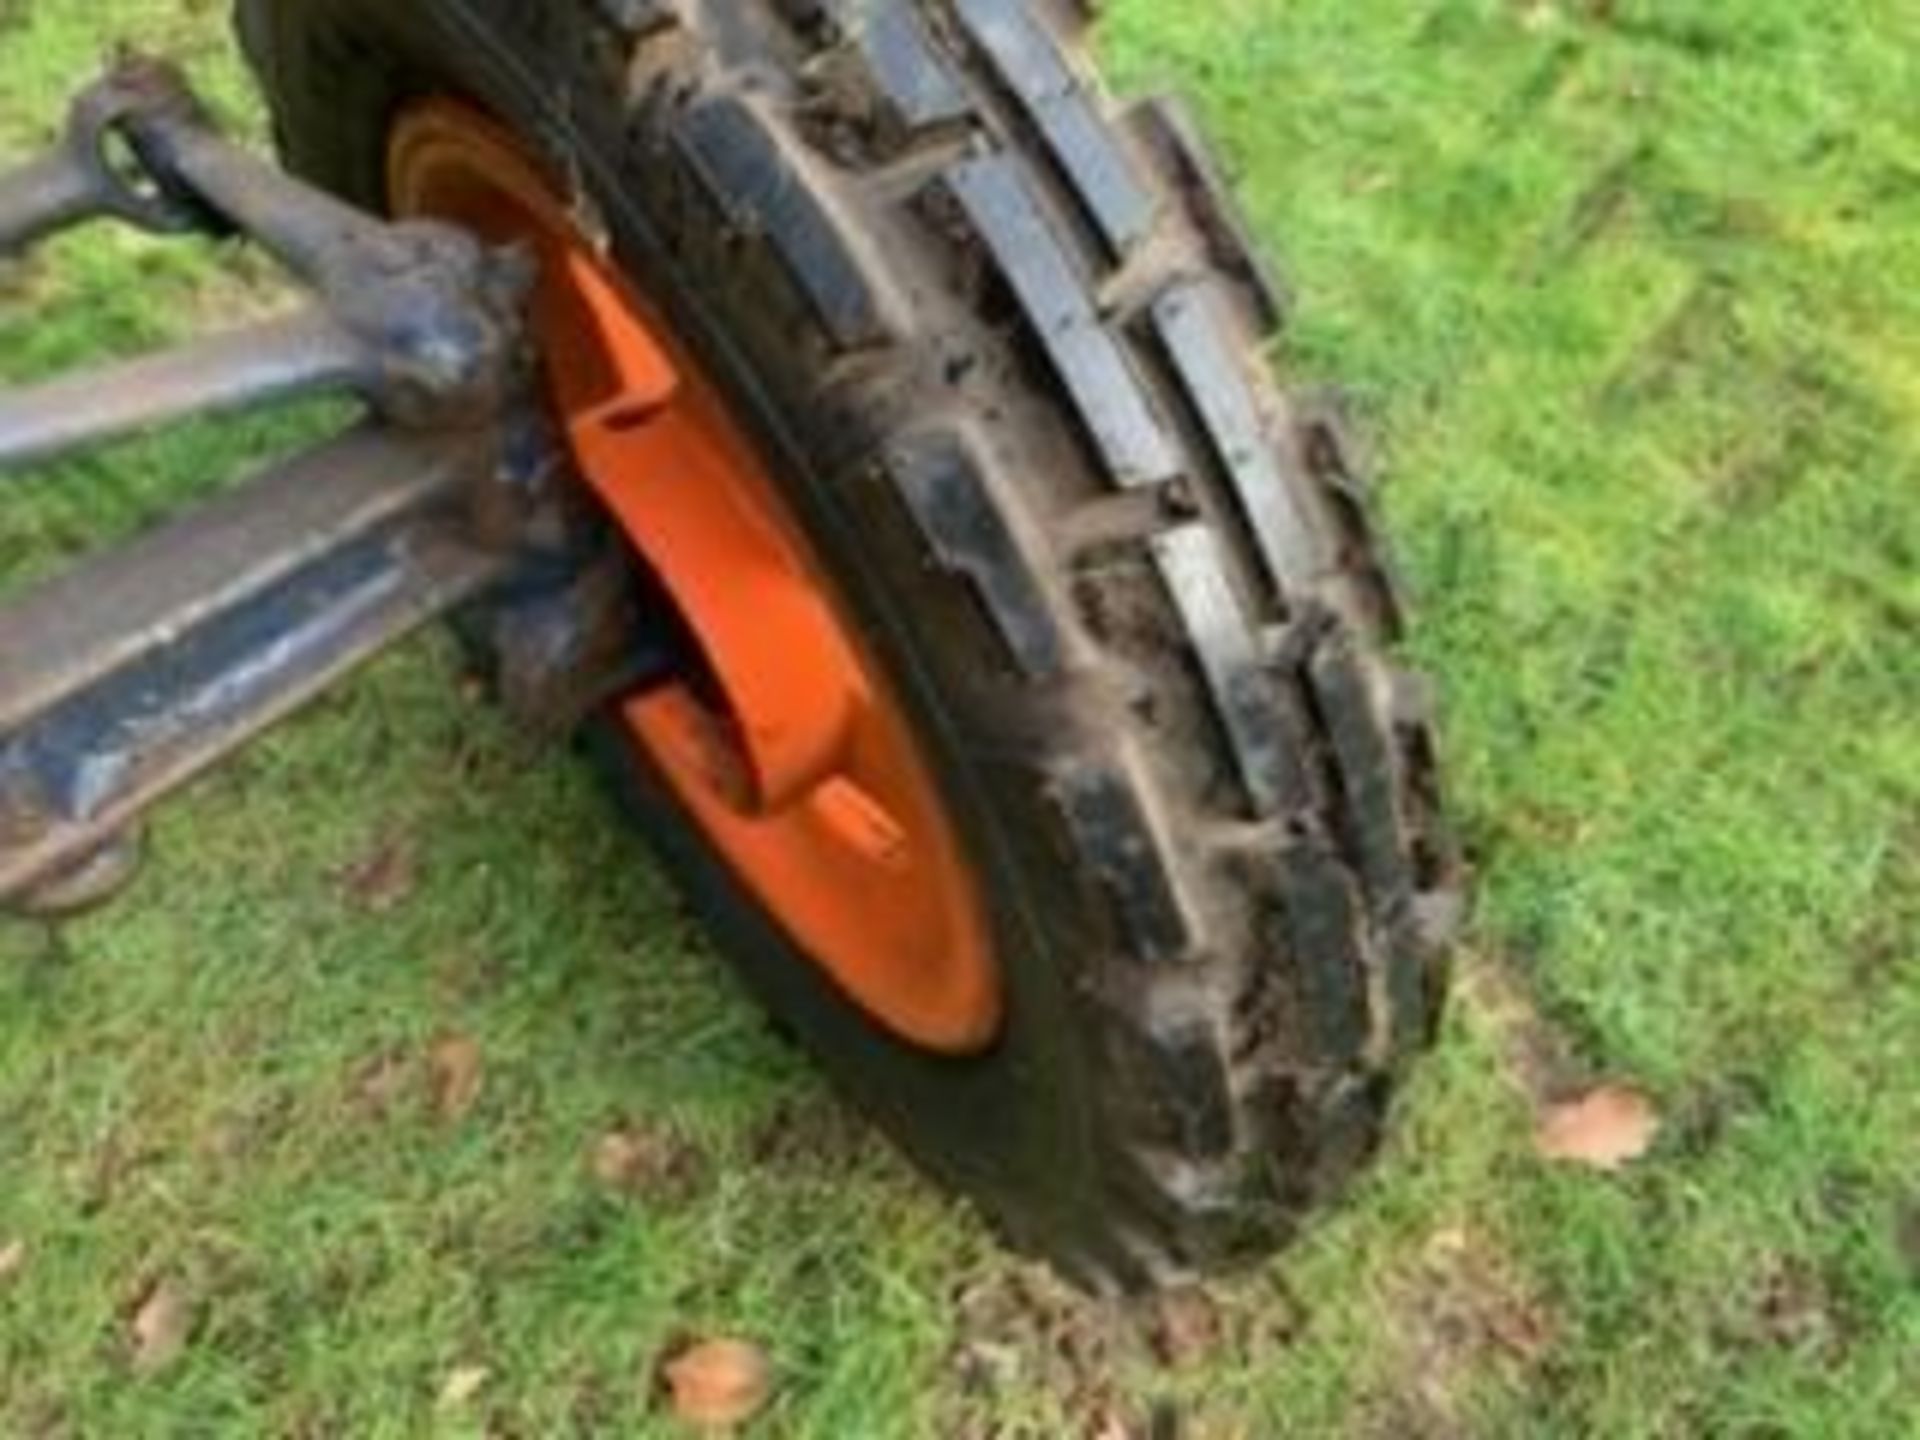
left=0, top=59, right=672, bottom=915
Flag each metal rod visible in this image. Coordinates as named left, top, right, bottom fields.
left=0, top=425, right=509, bottom=905
left=0, top=149, right=98, bottom=256
left=137, top=117, right=387, bottom=283
left=0, top=59, right=209, bottom=256
left=0, top=310, right=368, bottom=472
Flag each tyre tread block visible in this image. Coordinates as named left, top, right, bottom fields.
left=839, top=0, right=972, bottom=131
left=1270, top=844, right=1371, bottom=1065
left=1150, top=523, right=1313, bottom=816
left=1152, top=280, right=1328, bottom=603
left=1054, top=763, right=1196, bottom=965
left=890, top=430, right=1069, bottom=679
left=955, top=0, right=1155, bottom=256
left=1306, top=634, right=1426, bottom=1041
left=1130, top=95, right=1287, bottom=332
left=942, top=153, right=1180, bottom=488
left=676, top=94, right=892, bottom=349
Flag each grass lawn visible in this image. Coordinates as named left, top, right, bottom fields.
left=2, top=0, right=1915, bottom=1434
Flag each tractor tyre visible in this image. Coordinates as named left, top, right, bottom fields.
left=237, top=0, right=1464, bottom=1291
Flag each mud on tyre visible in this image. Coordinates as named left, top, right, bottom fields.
left=237, top=0, right=1464, bottom=1290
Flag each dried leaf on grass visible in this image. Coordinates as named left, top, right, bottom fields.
left=591, top=1124, right=704, bottom=1200
left=437, top=1364, right=491, bottom=1411
left=1088, top=1407, right=1168, bottom=1440
left=129, top=1278, right=193, bottom=1375
left=429, top=1033, right=485, bottom=1122
left=659, top=1337, right=774, bottom=1429
left=1535, top=1084, right=1659, bottom=1170
left=0, top=1239, right=25, bottom=1286
left=339, top=837, right=420, bottom=914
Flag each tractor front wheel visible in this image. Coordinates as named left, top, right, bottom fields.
left=238, top=0, right=1462, bottom=1290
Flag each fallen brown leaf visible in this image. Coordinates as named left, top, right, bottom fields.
left=129, top=1278, right=193, bottom=1375
left=591, top=1124, right=703, bottom=1200
left=1535, top=1084, right=1659, bottom=1171
left=1147, top=1287, right=1222, bottom=1369
left=437, top=1364, right=491, bottom=1411
left=0, top=1239, right=25, bottom=1286
left=428, top=1034, right=484, bottom=1122
left=339, top=837, right=419, bottom=914
left=660, top=1337, right=773, bottom=1429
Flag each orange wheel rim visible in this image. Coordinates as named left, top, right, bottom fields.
left=388, top=101, right=1002, bottom=1053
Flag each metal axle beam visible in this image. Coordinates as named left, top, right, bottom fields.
left=0, top=58, right=673, bottom=916
left=0, top=428, right=507, bottom=906
left=0, top=310, right=365, bottom=472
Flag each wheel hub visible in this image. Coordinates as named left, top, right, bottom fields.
left=387, top=101, right=1002, bottom=1054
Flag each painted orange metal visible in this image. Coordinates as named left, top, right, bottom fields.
left=387, top=102, right=1001, bottom=1052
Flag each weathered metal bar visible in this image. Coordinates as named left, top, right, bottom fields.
left=0, top=425, right=508, bottom=906
left=0, top=425, right=485, bottom=730
left=0, top=60, right=207, bottom=256
left=0, top=309, right=369, bottom=472
left=128, top=99, right=388, bottom=281
left=0, top=148, right=99, bottom=255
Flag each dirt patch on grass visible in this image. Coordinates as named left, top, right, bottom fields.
left=1363, top=1225, right=1558, bottom=1437
left=1714, top=1254, right=1857, bottom=1366
left=1848, top=818, right=1917, bottom=986
left=747, top=1094, right=877, bottom=1175
left=944, top=1263, right=1131, bottom=1433
left=1665, top=1071, right=1771, bottom=1158
left=1751, top=1258, right=1851, bottom=1360
left=1894, top=1199, right=1920, bottom=1290
left=938, top=1260, right=1310, bottom=1437
left=1454, top=951, right=1586, bottom=1104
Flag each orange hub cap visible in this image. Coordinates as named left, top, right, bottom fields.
left=389, top=101, right=1001, bottom=1052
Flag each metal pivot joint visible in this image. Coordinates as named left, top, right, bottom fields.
left=0, top=56, right=535, bottom=470
left=0, top=58, right=667, bottom=916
